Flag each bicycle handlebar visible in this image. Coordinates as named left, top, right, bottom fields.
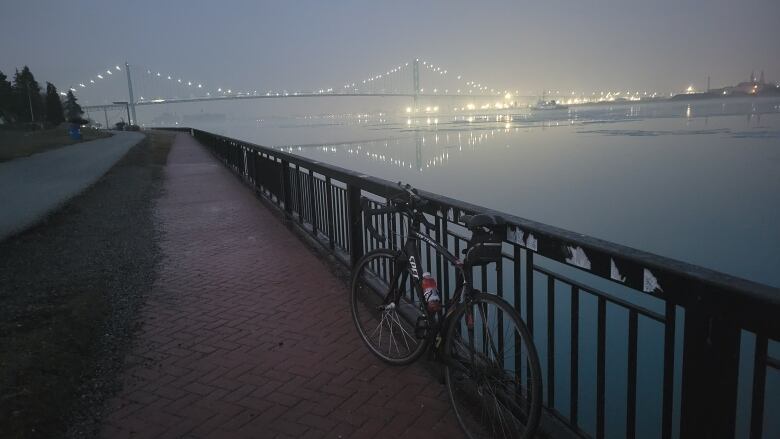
left=361, top=183, right=436, bottom=243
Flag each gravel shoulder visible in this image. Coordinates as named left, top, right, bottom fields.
left=0, top=131, right=173, bottom=438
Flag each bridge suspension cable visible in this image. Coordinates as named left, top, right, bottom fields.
left=72, top=57, right=509, bottom=107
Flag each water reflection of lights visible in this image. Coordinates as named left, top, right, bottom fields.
left=280, top=127, right=511, bottom=173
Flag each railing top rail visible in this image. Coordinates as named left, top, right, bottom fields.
left=168, top=128, right=780, bottom=327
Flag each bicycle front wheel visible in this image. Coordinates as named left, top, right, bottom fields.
left=350, top=249, right=430, bottom=365
left=444, top=293, right=542, bottom=439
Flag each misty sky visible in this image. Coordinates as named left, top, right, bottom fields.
left=1, top=0, right=778, bottom=95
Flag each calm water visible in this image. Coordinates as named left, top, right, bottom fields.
left=178, top=97, right=780, bottom=288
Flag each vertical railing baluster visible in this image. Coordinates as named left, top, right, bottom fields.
left=662, top=301, right=675, bottom=439
left=308, top=170, right=317, bottom=236
left=750, top=335, right=768, bottom=439
left=497, top=253, right=504, bottom=368
left=347, top=184, right=363, bottom=267
left=400, top=211, right=407, bottom=255
left=441, top=217, right=449, bottom=305
left=570, top=285, right=579, bottom=427
left=597, top=297, right=606, bottom=439
left=514, top=245, right=522, bottom=383
left=627, top=309, right=638, bottom=439
left=547, top=276, right=555, bottom=408
left=326, top=178, right=334, bottom=250
left=296, top=167, right=304, bottom=225
left=680, top=310, right=740, bottom=438
left=380, top=207, right=387, bottom=254
left=281, top=160, right=292, bottom=218
left=336, top=188, right=347, bottom=250
left=435, top=216, right=443, bottom=295
left=425, top=222, right=432, bottom=275
left=526, top=251, right=535, bottom=405
left=335, top=189, right=342, bottom=249
left=526, top=251, right=534, bottom=335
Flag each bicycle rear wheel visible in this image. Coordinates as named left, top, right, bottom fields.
left=444, top=293, right=542, bottom=439
left=350, top=249, right=430, bottom=365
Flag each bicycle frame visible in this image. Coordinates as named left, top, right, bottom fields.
left=393, top=223, right=477, bottom=323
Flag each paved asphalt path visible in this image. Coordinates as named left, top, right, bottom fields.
left=0, top=131, right=145, bottom=241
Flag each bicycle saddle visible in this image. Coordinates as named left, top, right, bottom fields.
left=460, top=214, right=506, bottom=229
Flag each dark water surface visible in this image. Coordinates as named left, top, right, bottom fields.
left=187, top=97, right=780, bottom=288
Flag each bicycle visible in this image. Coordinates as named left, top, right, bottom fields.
left=350, top=182, right=542, bottom=439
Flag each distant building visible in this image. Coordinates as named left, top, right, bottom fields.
left=723, top=70, right=774, bottom=95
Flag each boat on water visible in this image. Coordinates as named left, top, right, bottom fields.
left=531, top=99, right=568, bottom=110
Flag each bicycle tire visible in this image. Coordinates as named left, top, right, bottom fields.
left=350, top=249, right=430, bottom=365
left=444, top=293, right=542, bottom=439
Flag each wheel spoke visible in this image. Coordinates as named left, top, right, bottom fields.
left=445, top=295, right=541, bottom=439
left=351, top=250, right=427, bottom=364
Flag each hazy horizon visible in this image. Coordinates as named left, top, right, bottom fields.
left=1, top=0, right=779, bottom=97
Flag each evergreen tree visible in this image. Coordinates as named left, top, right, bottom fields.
left=44, top=82, right=65, bottom=125
left=0, top=70, right=13, bottom=121
left=12, top=66, right=44, bottom=124
left=64, top=90, right=84, bottom=122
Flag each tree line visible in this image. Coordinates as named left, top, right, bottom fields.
left=0, top=66, right=85, bottom=127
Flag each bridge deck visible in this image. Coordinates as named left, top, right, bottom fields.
left=100, top=133, right=462, bottom=438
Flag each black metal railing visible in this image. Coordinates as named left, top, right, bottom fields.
left=180, top=127, right=779, bottom=439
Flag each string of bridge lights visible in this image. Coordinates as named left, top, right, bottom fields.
left=64, top=63, right=242, bottom=101
left=339, top=62, right=409, bottom=92
left=65, top=61, right=669, bottom=103
left=336, top=58, right=502, bottom=96
left=418, top=59, right=496, bottom=95
left=69, top=60, right=505, bottom=101
left=62, top=64, right=125, bottom=96
left=138, top=67, right=231, bottom=101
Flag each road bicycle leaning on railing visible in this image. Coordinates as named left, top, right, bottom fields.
left=350, top=183, right=542, bottom=439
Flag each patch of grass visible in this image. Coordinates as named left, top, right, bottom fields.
left=0, top=127, right=111, bottom=162
left=0, top=131, right=174, bottom=438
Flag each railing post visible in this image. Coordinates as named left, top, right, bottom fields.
left=347, top=184, right=364, bottom=267
left=281, top=160, right=293, bottom=218
left=679, top=308, right=741, bottom=438
left=326, top=177, right=335, bottom=250
left=308, top=170, right=317, bottom=236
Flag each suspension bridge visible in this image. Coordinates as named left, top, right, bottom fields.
left=73, top=58, right=530, bottom=126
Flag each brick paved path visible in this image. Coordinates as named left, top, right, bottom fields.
left=100, top=133, right=463, bottom=439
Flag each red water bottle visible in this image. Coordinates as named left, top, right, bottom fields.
left=422, top=272, right=441, bottom=313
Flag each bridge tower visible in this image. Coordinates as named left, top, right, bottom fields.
left=412, top=58, right=420, bottom=108
left=125, top=62, right=137, bottom=125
